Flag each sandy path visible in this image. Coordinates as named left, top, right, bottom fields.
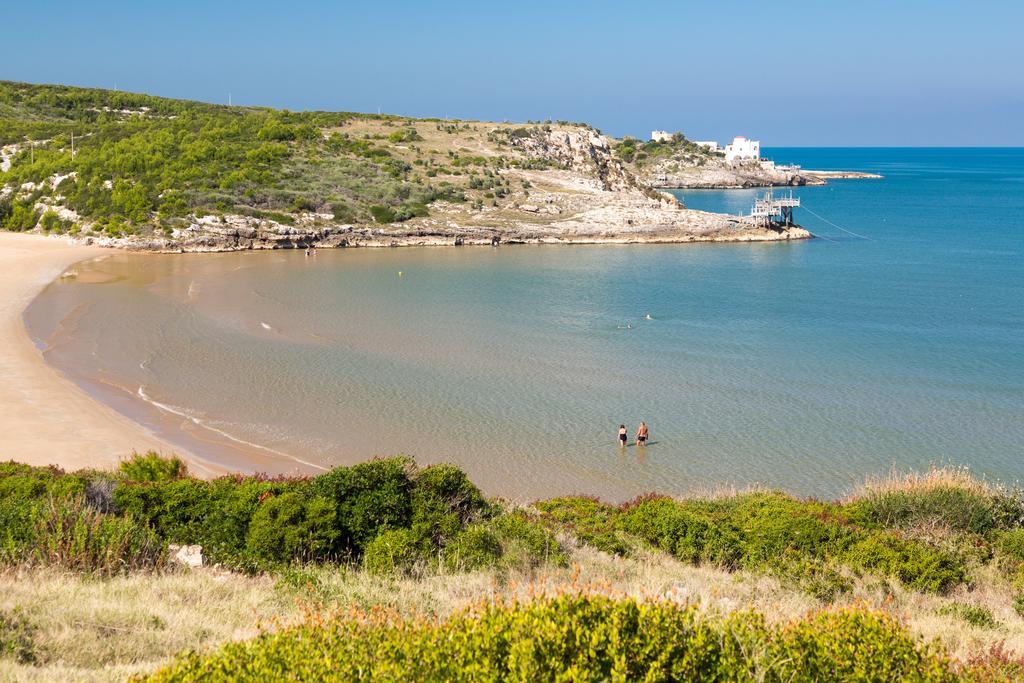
left=0, top=232, right=220, bottom=475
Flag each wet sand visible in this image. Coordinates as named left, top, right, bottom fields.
left=0, top=232, right=222, bottom=476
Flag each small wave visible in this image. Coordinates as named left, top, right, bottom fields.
left=136, top=386, right=326, bottom=470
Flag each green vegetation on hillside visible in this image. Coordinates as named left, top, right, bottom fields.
left=0, top=454, right=562, bottom=576
left=5, top=456, right=1024, bottom=594
left=0, top=82, right=569, bottom=237
left=614, top=131, right=719, bottom=167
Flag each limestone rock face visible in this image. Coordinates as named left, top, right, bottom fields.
left=505, top=128, right=639, bottom=194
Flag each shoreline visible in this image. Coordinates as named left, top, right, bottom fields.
left=85, top=216, right=812, bottom=253
left=3, top=227, right=810, bottom=483
left=0, top=232, right=225, bottom=477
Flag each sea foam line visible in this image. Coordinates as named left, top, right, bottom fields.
left=136, top=386, right=327, bottom=471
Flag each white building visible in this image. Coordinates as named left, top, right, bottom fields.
left=650, top=130, right=673, bottom=142
left=724, top=136, right=760, bottom=163
left=694, top=140, right=720, bottom=152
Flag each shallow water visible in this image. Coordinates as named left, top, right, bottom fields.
left=26, top=148, right=1024, bottom=500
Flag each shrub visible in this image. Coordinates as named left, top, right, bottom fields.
left=1, top=201, right=39, bottom=231
left=246, top=492, right=338, bottom=565
left=330, top=201, right=355, bottom=222
left=363, top=528, right=425, bottom=576
left=1014, top=594, right=1024, bottom=618
left=84, top=476, right=117, bottom=513
left=995, top=529, right=1024, bottom=565
left=0, top=495, right=38, bottom=564
left=39, top=209, right=61, bottom=232
left=143, top=598, right=955, bottom=682
left=848, top=486, right=1002, bottom=534
left=489, top=511, right=566, bottom=570
left=722, top=493, right=851, bottom=564
left=410, top=464, right=489, bottom=546
left=617, top=497, right=741, bottom=568
left=0, top=462, right=80, bottom=500
left=844, top=533, right=965, bottom=594
left=27, top=496, right=164, bottom=574
left=774, top=607, right=953, bottom=681
left=776, top=558, right=854, bottom=602
left=386, top=128, right=421, bottom=143
left=369, top=204, right=396, bottom=223
left=113, top=476, right=287, bottom=569
left=443, top=524, right=502, bottom=571
left=309, top=457, right=415, bottom=557
left=845, top=468, right=1024, bottom=534
left=617, top=492, right=964, bottom=595
left=0, top=608, right=38, bottom=665
left=533, top=496, right=630, bottom=556
left=936, top=602, right=999, bottom=629
left=118, top=451, right=188, bottom=482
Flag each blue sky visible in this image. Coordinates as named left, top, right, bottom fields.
left=3, top=1, right=1022, bottom=145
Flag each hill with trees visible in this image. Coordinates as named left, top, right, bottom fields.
left=0, top=81, right=806, bottom=249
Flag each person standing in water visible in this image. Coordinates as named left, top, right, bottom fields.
left=636, top=421, right=649, bottom=445
left=617, top=424, right=628, bottom=447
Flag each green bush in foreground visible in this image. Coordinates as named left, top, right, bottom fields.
left=140, top=596, right=956, bottom=682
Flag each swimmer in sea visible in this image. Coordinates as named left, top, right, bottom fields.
left=618, top=424, right=628, bottom=448
left=636, top=421, right=649, bottom=446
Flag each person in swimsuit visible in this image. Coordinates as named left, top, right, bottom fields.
left=618, top=424, right=628, bottom=447
left=636, top=422, right=649, bottom=445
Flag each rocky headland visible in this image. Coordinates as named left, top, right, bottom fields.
left=8, top=83, right=916, bottom=252
left=640, top=157, right=882, bottom=190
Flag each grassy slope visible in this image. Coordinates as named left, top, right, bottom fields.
left=0, top=81, right=602, bottom=239
left=3, top=460, right=1024, bottom=680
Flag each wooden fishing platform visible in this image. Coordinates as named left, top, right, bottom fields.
left=750, top=190, right=800, bottom=227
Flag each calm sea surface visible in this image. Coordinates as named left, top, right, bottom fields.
left=26, top=148, right=1024, bottom=500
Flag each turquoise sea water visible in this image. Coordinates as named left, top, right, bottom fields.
left=26, top=148, right=1024, bottom=500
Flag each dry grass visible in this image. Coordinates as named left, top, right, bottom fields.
left=845, top=464, right=1003, bottom=502
left=0, top=567, right=284, bottom=681
left=5, top=536, right=1024, bottom=681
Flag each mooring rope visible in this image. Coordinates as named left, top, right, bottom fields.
left=801, top=205, right=873, bottom=240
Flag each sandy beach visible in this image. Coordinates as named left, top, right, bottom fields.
left=0, top=232, right=220, bottom=476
